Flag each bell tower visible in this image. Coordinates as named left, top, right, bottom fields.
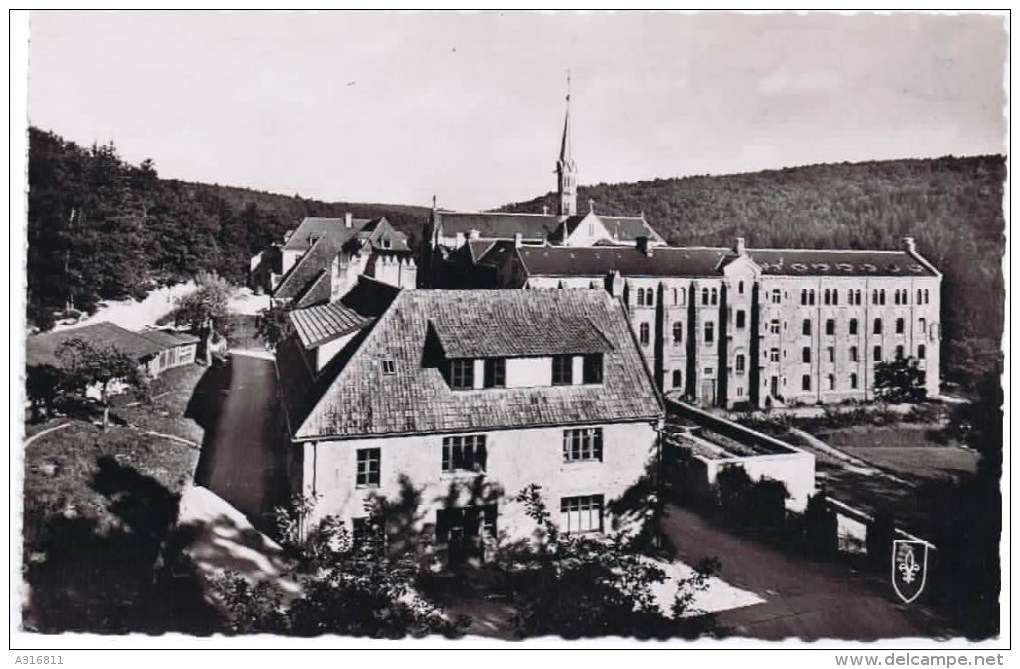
left=556, top=71, right=578, bottom=217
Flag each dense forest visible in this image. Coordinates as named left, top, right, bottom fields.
left=503, top=156, right=1006, bottom=388
left=25, top=127, right=428, bottom=327
left=26, top=127, right=1004, bottom=387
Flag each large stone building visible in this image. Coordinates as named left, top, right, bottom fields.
left=455, top=236, right=942, bottom=408
left=275, top=285, right=663, bottom=561
left=250, top=213, right=417, bottom=307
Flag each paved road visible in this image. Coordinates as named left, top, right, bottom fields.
left=661, top=504, right=950, bottom=640
left=194, top=353, right=286, bottom=530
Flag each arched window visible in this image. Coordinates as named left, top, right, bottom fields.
left=672, top=369, right=683, bottom=389
left=711, top=288, right=718, bottom=306
left=809, top=290, right=816, bottom=306
left=918, top=344, right=926, bottom=360
left=832, top=290, right=838, bottom=306
left=702, top=288, right=709, bottom=306
left=639, top=322, right=650, bottom=346
left=917, top=288, right=923, bottom=304
left=636, top=289, right=644, bottom=307
left=738, top=281, right=744, bottom=295
left=672, top=322, right=683, bottom=345
left=704, top=321, right=715, bottom=344
left=646, top=288, right=654, bottom=307
left=850, top=373, right=859, bottom=389
left=735, top=354, right=746, bottom=373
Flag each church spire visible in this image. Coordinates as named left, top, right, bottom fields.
left=556, top=70, right=578, bottom=216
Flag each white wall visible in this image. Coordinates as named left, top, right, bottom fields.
left=702, top=450, right=816, bottom=512
left=298, top=421, right=659, bottom=543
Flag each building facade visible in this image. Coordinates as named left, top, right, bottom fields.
left=275, top=287, right=664, bottom=562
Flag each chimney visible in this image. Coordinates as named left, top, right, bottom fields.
left=903, top=236, right=917, bottom=254
left=735, top=236, right=746, bottom=256
left=468, top=229, right=481, bottom=240
left=514, top=232, right=523, bottom=248
left=344, top=212, right=353, bottom=228
left=588, top=198, right=595, bottom=214
left=637, top=236, right=652, bottom=257
left=542, top=205, right=549, bottom=216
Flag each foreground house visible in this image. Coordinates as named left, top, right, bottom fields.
left=249, top=213, right=417, bottom=307
left=276, top=285, right=664, bottom=562
left=452, top=236, right=942, bottom=408
left=25, top=322, right=199, bottom=399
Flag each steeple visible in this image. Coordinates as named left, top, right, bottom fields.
left=556, top=70, right=578, bottom=216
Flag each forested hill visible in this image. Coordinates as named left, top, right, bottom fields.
left=26, top=127, right=429, bottom=326
left=501, top=156, right=1006, bottom=388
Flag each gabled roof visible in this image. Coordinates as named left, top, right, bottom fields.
left=289, top=289, right=662, bottom=440
left=288, top=275, right=401, bottom=350
left=282, top=216, right=369, bottom=251
left=137, top=328, right=201, bottom=348
left=746, top=249, right=938, bottom=277
left=599, top=216, right=665, bottom=244
left=518, top=246, right=731, bottom=278
left=274, top=237, right=341, bottom=300
left=291, top=270, right=333, bottom=309
left=434, top=210, right=561, bottom=240
left=430, top=311, right=613, bottom=359
left=27, top=322, right=172, bottom=367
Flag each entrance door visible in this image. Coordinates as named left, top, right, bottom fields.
left=770, top=376, right=779, bottom=398
left=436, top=505, right=497, bottom=567
left=700, top=380, right=716, bottom=406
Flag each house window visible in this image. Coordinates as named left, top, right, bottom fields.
left=850, top=346, right=859, bottom=362
left=896, top=345, right=905, bottom=359
left=672, top=370, right=683, bottom=388
left=826, top=346, right=835, bottom=363
left=769, top=348, right=780, bottom=362
left=918, top=344, right=926, bottom=359
left=850, top=373, right=859, bottom=389
left=801, top=289, right=808, bottom=306
left=639, top=322, right=650, bottom=345
left=442, top=434, right=487, bottom=474
left=874, top=346, right=882, bottom=362
left=563, top=428, right=603, bottom=463
left=896, top=318, right=905, bottom=335
left=704, top=321, right=715, bottom=344
left=738, top=281, right=745, bottom=295
left=352, top=517, right=385, bottom=552
left=802, top=319, right=811, bottom=336
left=483, top=358, right=506, bottom=388
left=637, top=289, right=645, bottom=307
left=873, top=318, right=883, bottom=335
left=925, top=289, right=930, bottom=304
left=825, top=319, right=835, bottom=335
left=701, top=288, right=709, bottom=305
left=917, top=288, right=923, bottom=304
left=646, top=288, right=654, bottom=307
left=809, top=290, right=816, bottom=306
left=832, top=290, right=838, bottom=306
left=919, top=318, right=927, bottom=334
left=450, top=359, right=474, bottom=389
left=737, top=386, right=744, bottom=397
left=382, top=359, right=396, bottom=375
left=849, top=318, right=858, bottom=335
left=770, top=319, right=781, bottom=335
left=802, top=347, right=811, bottom=363
left=735, top=354, right=746, bottom=374
left=802, top=375, right=811, bottom=391
left=880, top=290, right=887, bottom=305
left=676, top=288, right=687, bottom=306
left=735, top=310, right=746, bottom=329
left=872, top=289, right=879, bottom=305
left=771, top=289, right=781, bottom=304
left=710, top=288, right=719, bottom=306
left=582, top=354, right=604, bottom=384
left=560, top=495, right=604, bottom=534
left=672, top=322, right=683, bottom=345
left=552, top=355, right=573, bottom=385
left=356, top=448, right=381, bottom=487
left=828, top=374, right=835, bottom=390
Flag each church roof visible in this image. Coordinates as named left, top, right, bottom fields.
left=434, top=210, right=561, bottom=240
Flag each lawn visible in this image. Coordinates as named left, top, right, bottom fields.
left=21, top=361, right=223, bottom=633
left=821, top=425, right=980, bottom=481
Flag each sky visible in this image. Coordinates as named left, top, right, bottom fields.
left=26, top=11, right=1008, bottom=211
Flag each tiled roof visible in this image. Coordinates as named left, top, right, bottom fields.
left=600, top=216, right=665, bottom=243
left=745, top=249, right=938, bottom=277
left=430, top=310, right=613, bottom=359
left=138, top=329, right=200, bottom=348
left=435, top=211, right=561, bottom=240
left=27, top=322, right=169, bottom=367
left=290, top=301, right=375, bottom=349
left=292, top=270, right=332, bottom=309
left=282, top=217, right=369, bottom=251
left=518, top=246, right=731, bottom=278
left=290, top=289, right=663, bottom=440
left=274, top=237, right=340, bottom=300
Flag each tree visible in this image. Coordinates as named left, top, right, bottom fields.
left=25, top=364, right=63, bottom=422
left=175, top=272, right=234, bottom=365
left=256, top=302, right=291, bottom=350
left=874, top=356, right=927, bottom=403
left=56, top=337, right=143, bottom=430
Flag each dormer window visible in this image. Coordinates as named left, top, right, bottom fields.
left=450, top=359, right=474, bottom=389
left=582, top=354, right=604, bottom=384
left=381, top=359, right=396, bottom=375
left=552, top=355, right=573, bottom=385
left=382, top=239, right=392, bottom=249
left=483, top=358, right=506, bottom=388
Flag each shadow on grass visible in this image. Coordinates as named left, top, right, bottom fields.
left=22, top=456, right=222, bottom=634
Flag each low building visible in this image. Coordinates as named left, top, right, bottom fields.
left=249, top=213, right=416, bottom=307
left=275, top=287, right=664, bottom=562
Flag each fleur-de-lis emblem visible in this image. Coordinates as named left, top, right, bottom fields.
left=897, top=546, right=921, bottom=584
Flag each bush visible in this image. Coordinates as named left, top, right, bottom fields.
left=802, top=494, right=839, bottom=558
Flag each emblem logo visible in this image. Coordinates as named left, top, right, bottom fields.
left=891, top=539, right=929, bottom=604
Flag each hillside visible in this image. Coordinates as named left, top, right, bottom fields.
left=25, top=127, right=429, bottom=327
left=501, top=156, right=1006, bottom=388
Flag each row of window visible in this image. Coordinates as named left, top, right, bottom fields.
left=354, top=428, right=607, bottom=486
left=448, top=355, right=603, bottom=389
left=784, top=287, right=932, bottom=307
left=770, top=343, right=927, bottom=364
left=792, top=316, right=928, bottom=337
left=799, top=373, right=861, bottom=392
